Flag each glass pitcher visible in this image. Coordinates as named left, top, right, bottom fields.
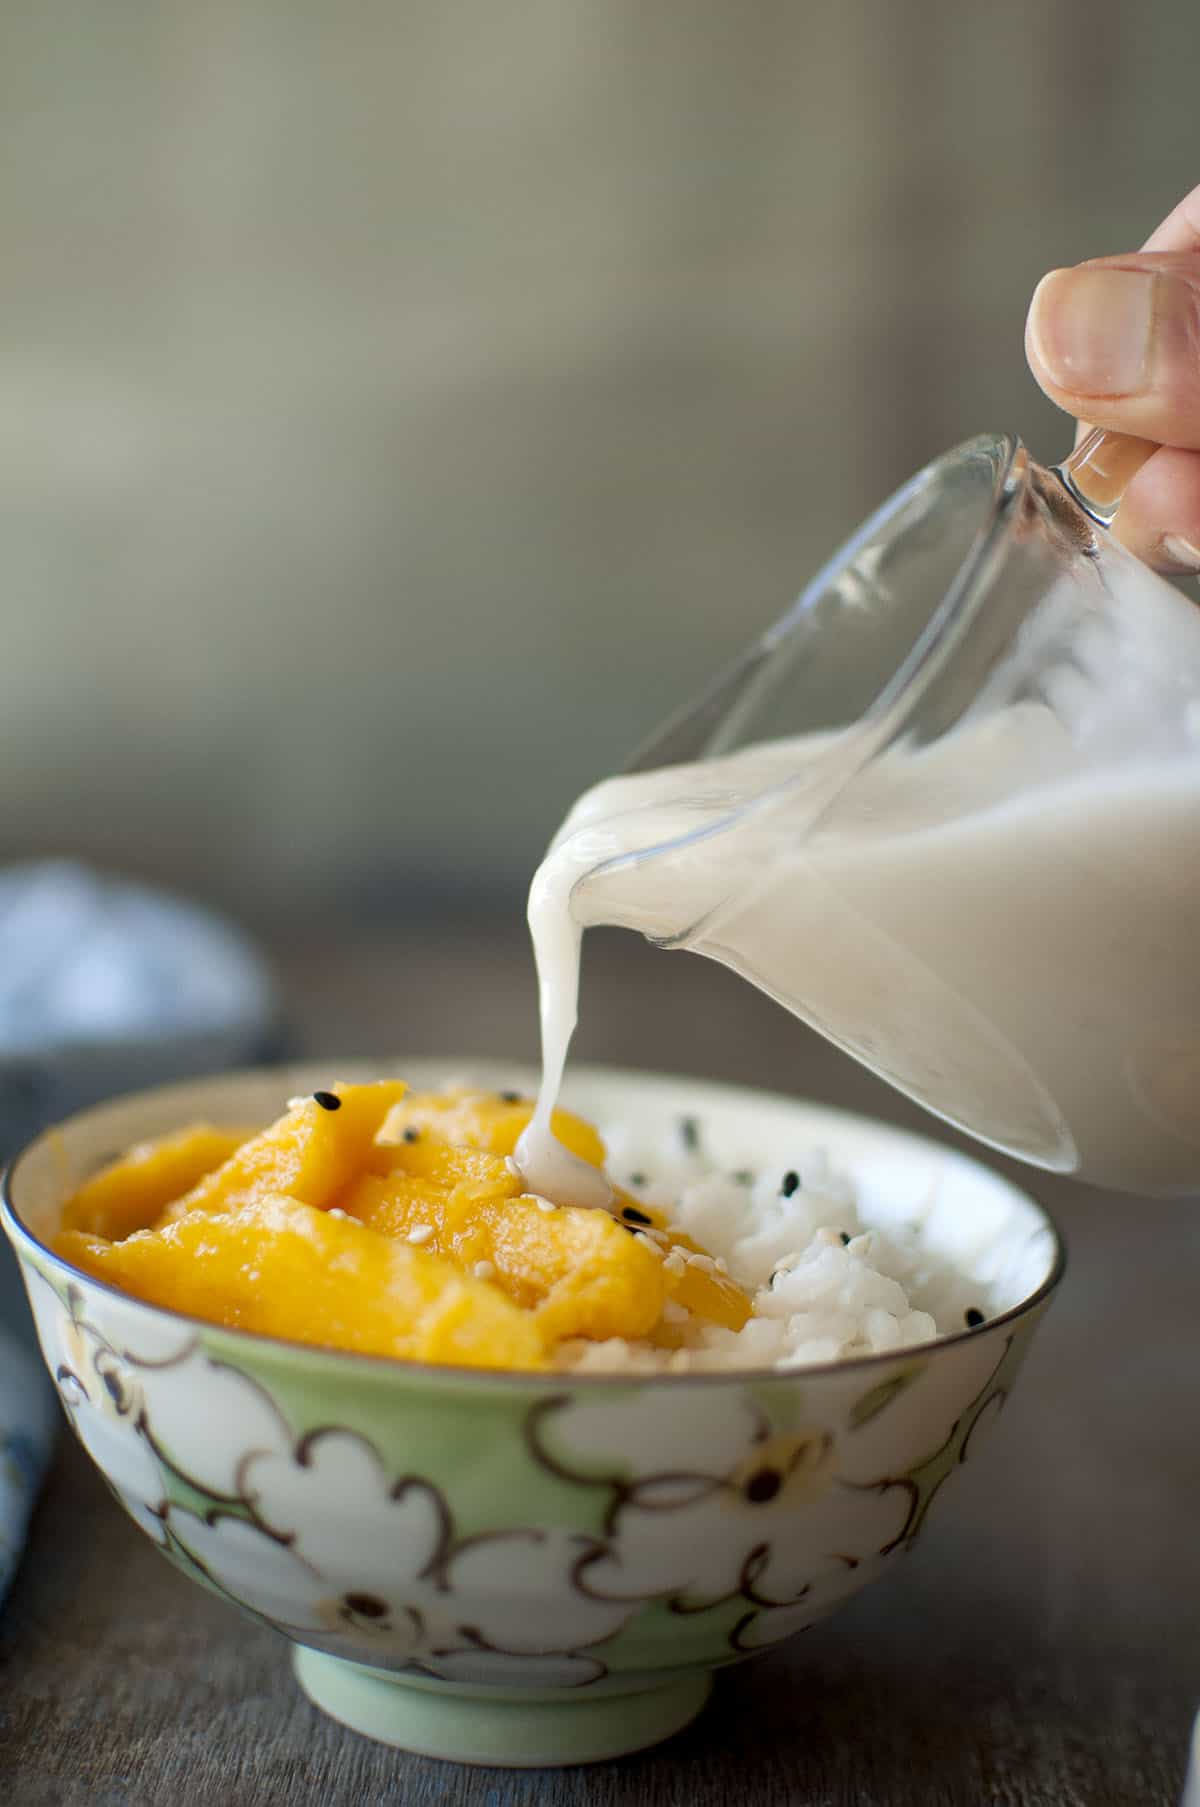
left=552, top=433, right=1200, bottom=1195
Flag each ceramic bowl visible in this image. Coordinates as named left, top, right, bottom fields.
left=1, top=1060, right=1063, bottom=1767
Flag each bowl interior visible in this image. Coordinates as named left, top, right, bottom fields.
left=7, top=1057, right=1059, bottom=1325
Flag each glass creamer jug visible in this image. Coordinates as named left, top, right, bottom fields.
left=538, top=433, right=1200, bottom=1195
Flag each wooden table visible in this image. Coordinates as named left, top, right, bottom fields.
left=3, top=922, right=1198, bottom=1805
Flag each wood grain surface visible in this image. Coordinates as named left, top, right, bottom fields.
left=2, top=923, right=1198, bottom=1806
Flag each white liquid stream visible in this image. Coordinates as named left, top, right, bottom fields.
left=517, top=594, right=1200, bottom=1201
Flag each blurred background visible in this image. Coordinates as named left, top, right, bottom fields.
left=1, top=0, right=1197, bottom=1074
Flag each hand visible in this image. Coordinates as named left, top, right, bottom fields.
left=1025, top=184, right=1200, bottom=574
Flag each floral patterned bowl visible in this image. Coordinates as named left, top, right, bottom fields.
left=1, top=1060, right=1063, bottom=1767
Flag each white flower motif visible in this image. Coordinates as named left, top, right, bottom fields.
left=133, top=1343, right=293, bottom=1500
left=732, top=1558, right=876, bottom=1650
left=24, top=1273, right=632, bottom=1688
left=165, top=1428, right=631, bottom=1688
left=537, top=1335, right=1018, bottom=1654
left=584, top=1435, right=907, bottom=1615
left=27, top=1271, right=299, bottom=1530
left=830, top=1332, right=1009, bottom=1485
left=26, top=1255, right=1017, bottom=1684
left=164, top=1508, right=373, bottom=1638
left=535, top=1389, right=757, bottom=1484
left=26, top=1273, right=168, bottom=1520
left=55, top=1344, right=166, bottom=1516
left=445, top=1526, right=625, bottom=1659
left=535, top=1389, right=913, bottom=1638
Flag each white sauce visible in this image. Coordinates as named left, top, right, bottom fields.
left=517, top=579, right=1200, bottom=1200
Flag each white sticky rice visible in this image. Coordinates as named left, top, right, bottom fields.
left=559, top=1114, right=994, bottom=1374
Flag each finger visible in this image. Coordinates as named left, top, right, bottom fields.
left=1110, top=442, right=1200, bottom=573
left=1025, top=251, right=1200, bottom=448
left=1063, top=186, right=1200, bottom=448
left=1141, top=182, right=1200, bottom=253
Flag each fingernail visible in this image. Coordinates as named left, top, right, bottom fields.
left=1029, top=268, right=1157, bottom=396
left=1160, top=534, right=1200, bottom=573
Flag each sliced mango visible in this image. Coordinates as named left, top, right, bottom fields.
left=613, top=1191, right=752, bottom=1332
left=61, top=1124, right=256, bottom=1240
left=500, top=1202, right=667, bottom=1342
left=370, top=1095, right=748, bottom=1334
left=56, top=1195, right=544, bottom=1370
left=366, top=1135, right=519, bottom=1193
left=378, top=1087, right=606, bottom=1168
left=156, top=1081, right=409, bottom=1224
left=340, top=1172, right=667, bottom=1342
left=52, top=1077, right=752, bottom=1371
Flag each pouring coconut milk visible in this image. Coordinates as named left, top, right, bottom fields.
left=518, top=435, right=1200, bottom=1202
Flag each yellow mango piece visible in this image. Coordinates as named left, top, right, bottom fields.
left=342, top=1173, right=667, bottom=1342
left=51, top=1076, right=751, bottom=1368
left=502, top=1202, right=667, bottom=1342
left=614, top=1192, right=752, bottom=1332
left=366, top=1135, right=519, bottom=1194
left=55, top=1196, right=545, bottom=1370
left=339, top=1172, right=496, bottom=1266
left=665, top=1244, right=751, bottom=1332
left=378, top=1087, right=606, bottom=1169
left=338, top=1171, right=453, bottom=1237
left=60, top=1124, right=256, bottom=1240
left=157, top=1081, right=409, bottom=1224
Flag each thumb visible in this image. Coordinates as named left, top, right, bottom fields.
left=1026, top=252, right=1200, bottom=450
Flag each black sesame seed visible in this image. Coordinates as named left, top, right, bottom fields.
left=313, top=1091, right=341, bottom=1112
left=745, top=1467, right=782, bottom=1505
left=679, top=1116, right=700, bottom=1152
left=344, top=1591, right=388, bottom=1619
left=499, top=1090, right=522, bottom=1104
left=965, top=1307, right=985, bottom=1328
left=402, top=1126, right=420, bottom=1144
left=621, top=1205, right=652, bottom=1227
left=840, top=1231, right=851, bottom=1246
left=780, top=1170, right=800, bottom=1198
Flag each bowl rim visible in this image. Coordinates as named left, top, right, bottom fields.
left=0, top=1058, right=1067, bottom=1391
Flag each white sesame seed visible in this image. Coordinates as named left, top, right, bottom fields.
left=473, top=1260, right=496, bottom=1281
left=504, top=1156, right=522, bottom=1179
left=327, top=1208, right=348, bottom=1221
left=662, top=1251, right=687, bottom=1277
left=634, top=1232, right=664, bottom=1259
left=535, top=1196, right=557, bottom=1214
left=713, top=1256, right=729, bottom=1275
left=407, top=1225, right=434, bottom=1246
left=688, top=1251, right=717, bottom=1274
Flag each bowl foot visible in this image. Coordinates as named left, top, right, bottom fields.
left=292, top=1647, right=712, bottom=1767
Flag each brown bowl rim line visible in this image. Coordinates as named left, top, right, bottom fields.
left=0, top=1060, right=1067, bottom=1393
